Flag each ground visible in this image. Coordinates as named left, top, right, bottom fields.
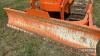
left=0, top=0, right=100, bottom=56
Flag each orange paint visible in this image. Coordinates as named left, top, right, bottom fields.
left=4, top=0, right=100, bottom=56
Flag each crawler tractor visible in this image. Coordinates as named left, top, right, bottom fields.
left=4, top=0, right=100, bottom=56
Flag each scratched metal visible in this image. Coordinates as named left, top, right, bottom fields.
left=5, top=8, right=99, bottom=56
left=14, top=19, right=98, bottom=48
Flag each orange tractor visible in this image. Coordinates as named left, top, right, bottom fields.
left=4, top=0, right=100, bottom=55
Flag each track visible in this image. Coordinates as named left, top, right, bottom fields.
left=68, top=0, right=89, bottom=21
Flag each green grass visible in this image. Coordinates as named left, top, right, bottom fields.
left=93, top=0, right=100, bottom=27
left=0, top=0, right=100, bottom=56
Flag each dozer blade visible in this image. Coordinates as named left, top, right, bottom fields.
left=4, top=8, right=100, bottom=56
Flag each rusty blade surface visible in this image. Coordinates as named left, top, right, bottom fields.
left=4, top=8, right=100, bottom=49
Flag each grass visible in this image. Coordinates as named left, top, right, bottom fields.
left=93, top=0, right=100, bottom=27
left=0, top=0, right=100, bottom=56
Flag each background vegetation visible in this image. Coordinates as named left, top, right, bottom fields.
left=0, top=0, right=100, bottom=56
